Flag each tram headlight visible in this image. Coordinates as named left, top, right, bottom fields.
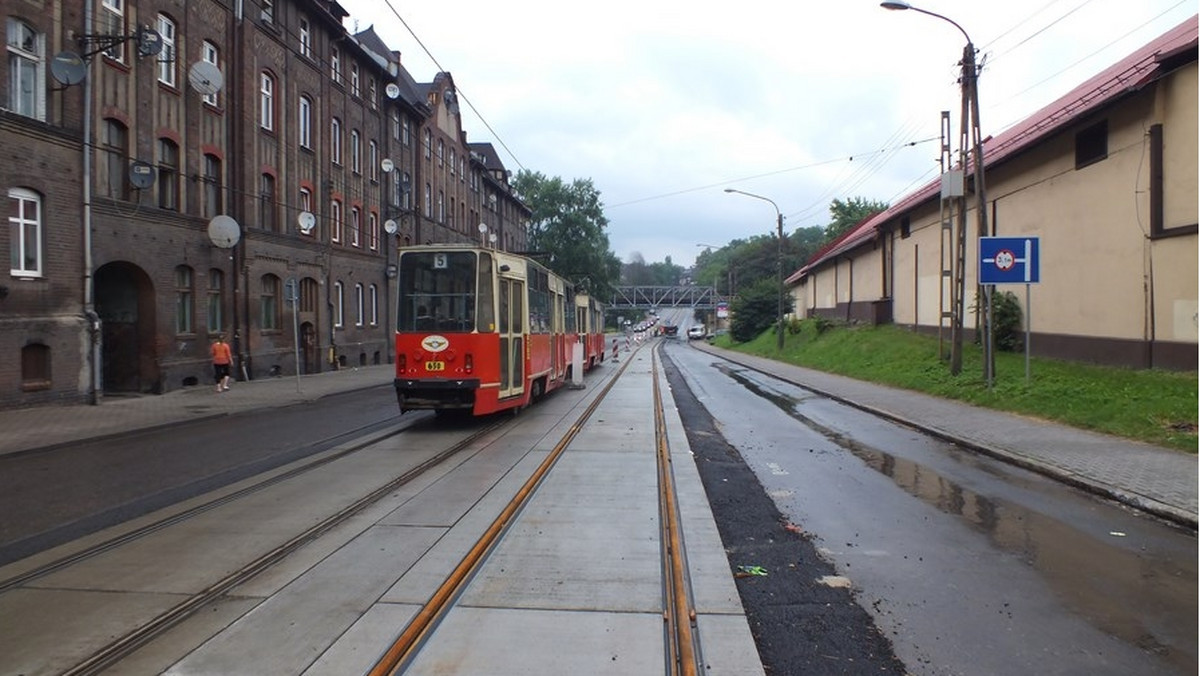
left=464, top=353, right=474, bottom=374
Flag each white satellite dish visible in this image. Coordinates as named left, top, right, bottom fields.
left=188, top=61, right=225, bottom=96
left=207, top=215, right=242, bottom=248
left=297, top=211, right=316, bottom=235
left=385, top=83, right=400, bottom=99
left=380, top=158, right=394, bottom=173
left=384, top=219, right=398, bottom=234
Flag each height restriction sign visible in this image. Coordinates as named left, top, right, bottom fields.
left=979, top=236, right=1040, bottom=284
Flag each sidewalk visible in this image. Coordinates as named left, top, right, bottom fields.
left=0, top=365, right=395, bottom=457
left=694, top=342, right=1198, bottom=529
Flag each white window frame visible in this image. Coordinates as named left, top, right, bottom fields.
left=259, top=72, right=274, bottom=131
left=8, top=187, right=42, bottom=277
left=298, top=95, right=312, bottom=148
left=350, top=129, right=361, bottom=174
left=368, top=140, right=378, bottom=181
left=298, top=16, right=311, bottom=58
left=7, top=18, right=45, bottom=121
left=100, top=0, right=125, bottom=62
left=330, top=199, right=342, bottom=243
left=354, top=283, right=364, bottom=326
left=156, top=14, right=176, bottom=87
left=350, top=206, right=361, bottom=248
left=201, top=41, right=219, bottom=107
left=330, top=47, right=341, bottom=84
left=350, top=64, right=360, bottom=97
left=333, top=281, right=344, bottom=328
left=331, top=117, right=342, bottom=164
left=368, top=211, right=379, bottom=251
left=369, top=284, right=378, bottom=325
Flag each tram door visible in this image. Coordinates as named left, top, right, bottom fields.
left=497, top=278, right=525, bottom=399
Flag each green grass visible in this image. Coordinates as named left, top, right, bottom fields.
left=712, top=321, right=1198, bottom=453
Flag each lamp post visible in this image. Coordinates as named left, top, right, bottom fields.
left=723, top=189, right=786, bottom=353
left=881, top=1, right=990, bottom=380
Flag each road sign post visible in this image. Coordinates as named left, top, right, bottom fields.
left=979, top=237, right=1041, bottom=384
left=285, top=278, right=301, bottom=392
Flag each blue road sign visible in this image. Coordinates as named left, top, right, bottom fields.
left=980, top=236, right=1040, bottom=284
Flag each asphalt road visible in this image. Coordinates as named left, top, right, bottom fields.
left=0, top=386, right=404, bottom=567
left=661, top=340, right=1197, bottom=675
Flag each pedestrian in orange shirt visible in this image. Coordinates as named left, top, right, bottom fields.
left=211, top=334, right=233, bottom=393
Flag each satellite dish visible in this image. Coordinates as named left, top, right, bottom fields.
left=297, top=211, right=316, bottom=234
left=384, top=219, right=398, bottom=235
left=136, top=27, right=163, bottom=58
left=385, top=82, right=400, bottom=99
left=207, top=215, right=242, bottom=248
left=380, top=158, right=394, bottom=173
left=188, top=61, right=224, bottom=96
left=50, top=51, right=87, bottom=86
left=444, top=89, right=456, bottom=104
left=128, top=161, right=155, bottom=189
left=477, top=222, right=488, bottom=234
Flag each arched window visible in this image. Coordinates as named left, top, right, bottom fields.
left=369, top=284, right=378, bottom=326
left=330, top=199, right=342, bottom=243
left=260, top=274, right=281, bottom=330
left=8, top=187, right=41, bottom=277
left=368, top=211, right=379, bottom=251
left=157, top=138, right=179, bottom=210
left=7, top=18, right=45, bottom=120
left=350, top=206, right=361, bottom=247
left=354, top=283, right=364, bottom=326
left=350, top=129, right=360, bottom=173
left=175, top=265, right=194, bottom=334
left=333, top=281, right=345, bottom=328
left=298, top=95, right=312, bottom=148
left=331, top=117, right=342, bottom=164
left=102, top=119, right=129, bottom=199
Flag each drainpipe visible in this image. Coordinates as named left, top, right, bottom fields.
left=82, top=0, right=99, bottom=405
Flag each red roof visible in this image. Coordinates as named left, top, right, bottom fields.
left=789, top=15, right=1198, bottom=285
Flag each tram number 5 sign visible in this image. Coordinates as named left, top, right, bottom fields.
left=979, top=237, right=1040, bottom=284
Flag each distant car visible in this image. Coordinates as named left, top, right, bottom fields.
left=687, top=326, right=706, bottom=340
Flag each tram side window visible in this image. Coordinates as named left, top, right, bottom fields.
left=477, top=253, right=495, bottom=332
left=528, top=265, right=549, bottom=334
left=398, top=251, right=477, bottom=332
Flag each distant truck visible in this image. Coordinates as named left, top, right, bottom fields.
left=662, top=325, right=679, bottom=337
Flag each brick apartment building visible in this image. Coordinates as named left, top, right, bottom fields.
left=1, top=0, right=530, bottom=408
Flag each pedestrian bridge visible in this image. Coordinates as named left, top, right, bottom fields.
left=608, top=285, right=725, bottom=310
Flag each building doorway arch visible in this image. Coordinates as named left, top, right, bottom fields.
left=94, top=262, right=158, bottom=393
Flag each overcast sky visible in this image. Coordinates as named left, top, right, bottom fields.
left=337, top=0, right=1195, bottom=269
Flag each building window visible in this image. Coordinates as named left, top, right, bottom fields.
left=350, top=64, right=360, bottom=97
left=331, top=199, right=342, bottom=243
left=350, top=130, right=361, bottom=174
left=350, top=206, right=361, bottom=247
left=424, top=130, right=431, bottom=159
left=101, top=119, right=129, bottom=200
left=175, top=265, right=194, bottom=334
left=260, top=72, right=274, bottom=130
left=331, top=117, right=342, bottom=164
left=424, top=183, right=431, bottom=218
left=261, top=274, right=281, bottom=330
left=437, top=139, right=444, bottom=167
left=1075, top=120, right=1108, bottom=169
left=157, top=14, right=176, bottom=87
left=368, top=141, right=378, bottom=181
left=260, top=173, right=276, bottom=231
left=202, top=154, right=222, bottom=218
left=369, top=284, right=378, bottom=325
left=333, top=281, right=344, bottom=328
left=298, top=16, right=311, bottom=59
left=8, top=187, right=41, bottom=277
left=100, top=0, right=125, bottom=62
left=299, top=186, right=313, bottom=235
left=21, top=343, right=50, bottom=390
left=401, top=172, right=412, bottom=209
left=157, top=138, right=179, bottom=210
left=201, top=41, right=219, bottom=107
left=298, top=95, right=312, bottom=148
left=7, top=19, right=45, bottom=120
left=449, top=149, right=456, bottom=177
left=260, top=0, right=274, bottom=23
left=368, top=211, right=379, bottom=251
left=354, top=283, right=364, bottom=326
left=207, top=269, right=224, bottom=333
left=368, top=79, right=377, bottom=109
left=330, top=47, right=341, bottom=84
left=391, top=110, right=400, bottom=141
left=402, top=117, right=411, bottom=146
left=437, top=190, right=445, bottom=223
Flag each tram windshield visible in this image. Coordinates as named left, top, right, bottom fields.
left=398, top=251, right=479, bottom=332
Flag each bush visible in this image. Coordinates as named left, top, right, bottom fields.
left=992, top=290, right=1024, bottom=351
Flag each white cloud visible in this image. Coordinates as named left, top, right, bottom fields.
left=343, top=0, right=1195, bottom=267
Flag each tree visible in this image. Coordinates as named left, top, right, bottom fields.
left=729, top=278, right=783, bottom=342
left=823, top=197, right=888, bottom=243
left=512, top=170, right=622, bottom=298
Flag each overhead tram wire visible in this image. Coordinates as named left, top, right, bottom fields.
left=375, top=0, right=525, bottom=172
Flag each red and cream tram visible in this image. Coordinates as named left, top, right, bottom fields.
left=394, top=245, right=605, bottom=416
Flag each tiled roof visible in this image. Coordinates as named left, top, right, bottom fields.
left=788, top=15, right=1198, bottom=285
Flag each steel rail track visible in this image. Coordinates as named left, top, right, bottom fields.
left=47, top=418, right=507, bottom=676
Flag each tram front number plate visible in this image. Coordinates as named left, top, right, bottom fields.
left=425, top=361, right=445, bottom=372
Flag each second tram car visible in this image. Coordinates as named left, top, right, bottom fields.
left=394, top=245, right=604, bottom=416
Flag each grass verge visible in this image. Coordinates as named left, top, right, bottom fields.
left=712, top=321, right=1197, bottom=453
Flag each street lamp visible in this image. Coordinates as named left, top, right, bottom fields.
left=881, top=1, right=990, bottom=380
left=723, top=188, right=786, bottom=353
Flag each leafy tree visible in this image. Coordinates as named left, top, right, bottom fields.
left=823, top=197, right=889, bottom=243
left=730, top=278, right=788, bottom=342
left=512, top=170, right=622, bottom=298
